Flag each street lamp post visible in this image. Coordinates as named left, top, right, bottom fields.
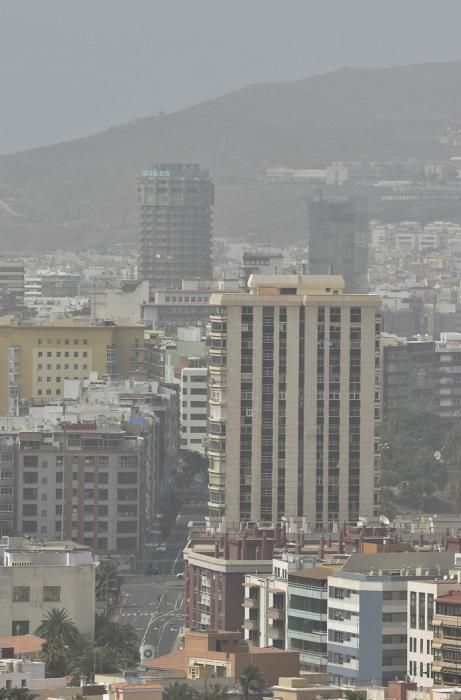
left=96, top=569, right=120, bottom=617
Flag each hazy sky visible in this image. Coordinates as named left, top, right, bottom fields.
left=1, top=0, right=461, bottom=154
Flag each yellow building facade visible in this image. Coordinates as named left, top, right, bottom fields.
left=0, top=317, right=145, bottom=414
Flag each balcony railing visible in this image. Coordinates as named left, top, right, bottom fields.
left=243, top=619, right=259, bottom=631
left=267, top=627, right=285, bottom=640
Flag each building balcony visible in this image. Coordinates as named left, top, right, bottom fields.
left=208, top=360, right=227, bottom=372
left=434, top=614, right=461, bottom=627
left=268, top=607, right=285, bottom=620
left=208, top=375, right=227, bottom=389
left=208, top=419, right=226, bottom=434
left=434, top=658, right=461, bottom=670
left=267, top=627, right=285, bottom=641
left=243, top=619, right=259, bottom=631
left=243, top=598, right=259, bottom=609
left=208, top=493, right=225, bottom=513
left=208, top=474, right=226, bottom=490
left=207, top=443, right=226, bottom=457
left=433, top=634, right=461, bottom=646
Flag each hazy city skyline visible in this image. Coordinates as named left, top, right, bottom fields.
left=2, top=0, right=461, bottom=154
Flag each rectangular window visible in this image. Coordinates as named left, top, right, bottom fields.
left=119, top=456, right=138, bottom=469
left=12, top=621, right=29, bottom=635
left=13, top=586, right=30, bottom=602
left=43, top=586, right=61, bottom=602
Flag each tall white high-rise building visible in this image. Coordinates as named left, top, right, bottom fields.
left=207, top=274, right=381, bottom=529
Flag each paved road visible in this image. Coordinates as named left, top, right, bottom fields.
left=113, top=474, right=208, bottom=658
left=114, top=575, right=185, bottom=656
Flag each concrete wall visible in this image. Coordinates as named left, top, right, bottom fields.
left=0, top=563, right=95, bottom=636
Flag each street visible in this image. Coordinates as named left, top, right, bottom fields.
left=113, top=575, right=184, bottom=657
left=113, top=472, right=208, bottom=658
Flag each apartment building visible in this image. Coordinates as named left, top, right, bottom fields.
left=0, top=317, right=145, bottom=415
left=40, top=272, right=80, bottom=298
left=138, top=163, right=214, bottom=291
left=13, top=421, right=146, bottom=566
left=287, top=568, right=329, bottom=673
left=180, top=367, right=208, bottom=454
left=407, top=580, right=461, bottom=688
left=432, top=589, right=461, bottom=686
left=0, top=536, right=95, bottom=637
left=435, top=333, right=461, bottom=418
left=143, top=287, right=211, bottom=329
left=0, top=261, right=24, bottom=315
left=208, top=274, right=381, bottom=528
left=0, top=376, right=179, bottom=564
left=184, top=526, right=276, bottom=631
left=382, top=339, right=436, bottom=418
left=327, top=552, right=455, bottom=687
left=383, top=333, right=461, bottom=419
left=142, top=281, right=240, bottom=330
left=243, top=552, right=319, bottom=649
left=0, top=433, right=16, bottom=534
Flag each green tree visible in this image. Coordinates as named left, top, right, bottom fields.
left=39, top=638, right=68, bottom=677
left=163, top=682, right=197, bottom=700
left=199, top=684, right=227, bottom=700
left=95, top=616, right=139, bottom=660
left=239, top=665, right=266, bottom=700
left=96, top=560, right=123, bottom=608
left=381, top=409, right=450, bottom=513
left=68, top=640, right=133, bottom=685
left=443, top=422, right=461, bottom=512
left=345, top=692, right=366, bottom=700
left=0, top=690, right=39, bottom=700
left=35, top=608, right=79, bottom=647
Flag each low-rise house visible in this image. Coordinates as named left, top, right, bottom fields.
left=143, top=629, right=299, bottom=687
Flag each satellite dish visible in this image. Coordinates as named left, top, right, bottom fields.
left=434, top=451, right=442, bottom=461
left=380, top=515, right=390, bottom=526
left=443, top=575, right=449, bottom=580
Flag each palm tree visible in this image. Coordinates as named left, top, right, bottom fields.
left=69, top=634, right=139, bottom=686
left=39, top=638, right=68, bottom=677
left=0, top=690, right=39, bottom=700
left=35, top=608, right=79, bottom=647
left=95, top=560, right=123, bottom=608
left=199, top=683, right=227, bottom=700
left=239, top=665, right=266, bottom=700
left=163, top=681, right=196, bottom=700
left=95, top=616, right=139, bottom=660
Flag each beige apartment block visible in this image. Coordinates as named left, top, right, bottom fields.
left=0, top=317, right=145, bottom=414
left=208, top=274, right=381, bottom=529
left=0, top=537, right=96, bottom=637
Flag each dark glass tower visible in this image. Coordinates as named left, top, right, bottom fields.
left=138, top=163, right=214, bottom=292
left=307, top=196, right=369, bottom=292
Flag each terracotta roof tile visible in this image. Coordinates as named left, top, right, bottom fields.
left=0, top=634, right=44, bottom=655
left=143, top=650, right=186, bottom=671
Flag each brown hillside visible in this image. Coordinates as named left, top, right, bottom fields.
left=0, top=62, right=460, bottom=250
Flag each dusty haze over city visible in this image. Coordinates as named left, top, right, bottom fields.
left=1, top=0, right=461, bottom=154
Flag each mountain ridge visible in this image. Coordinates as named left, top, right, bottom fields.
left=0, top=60, right=460, bottom=251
